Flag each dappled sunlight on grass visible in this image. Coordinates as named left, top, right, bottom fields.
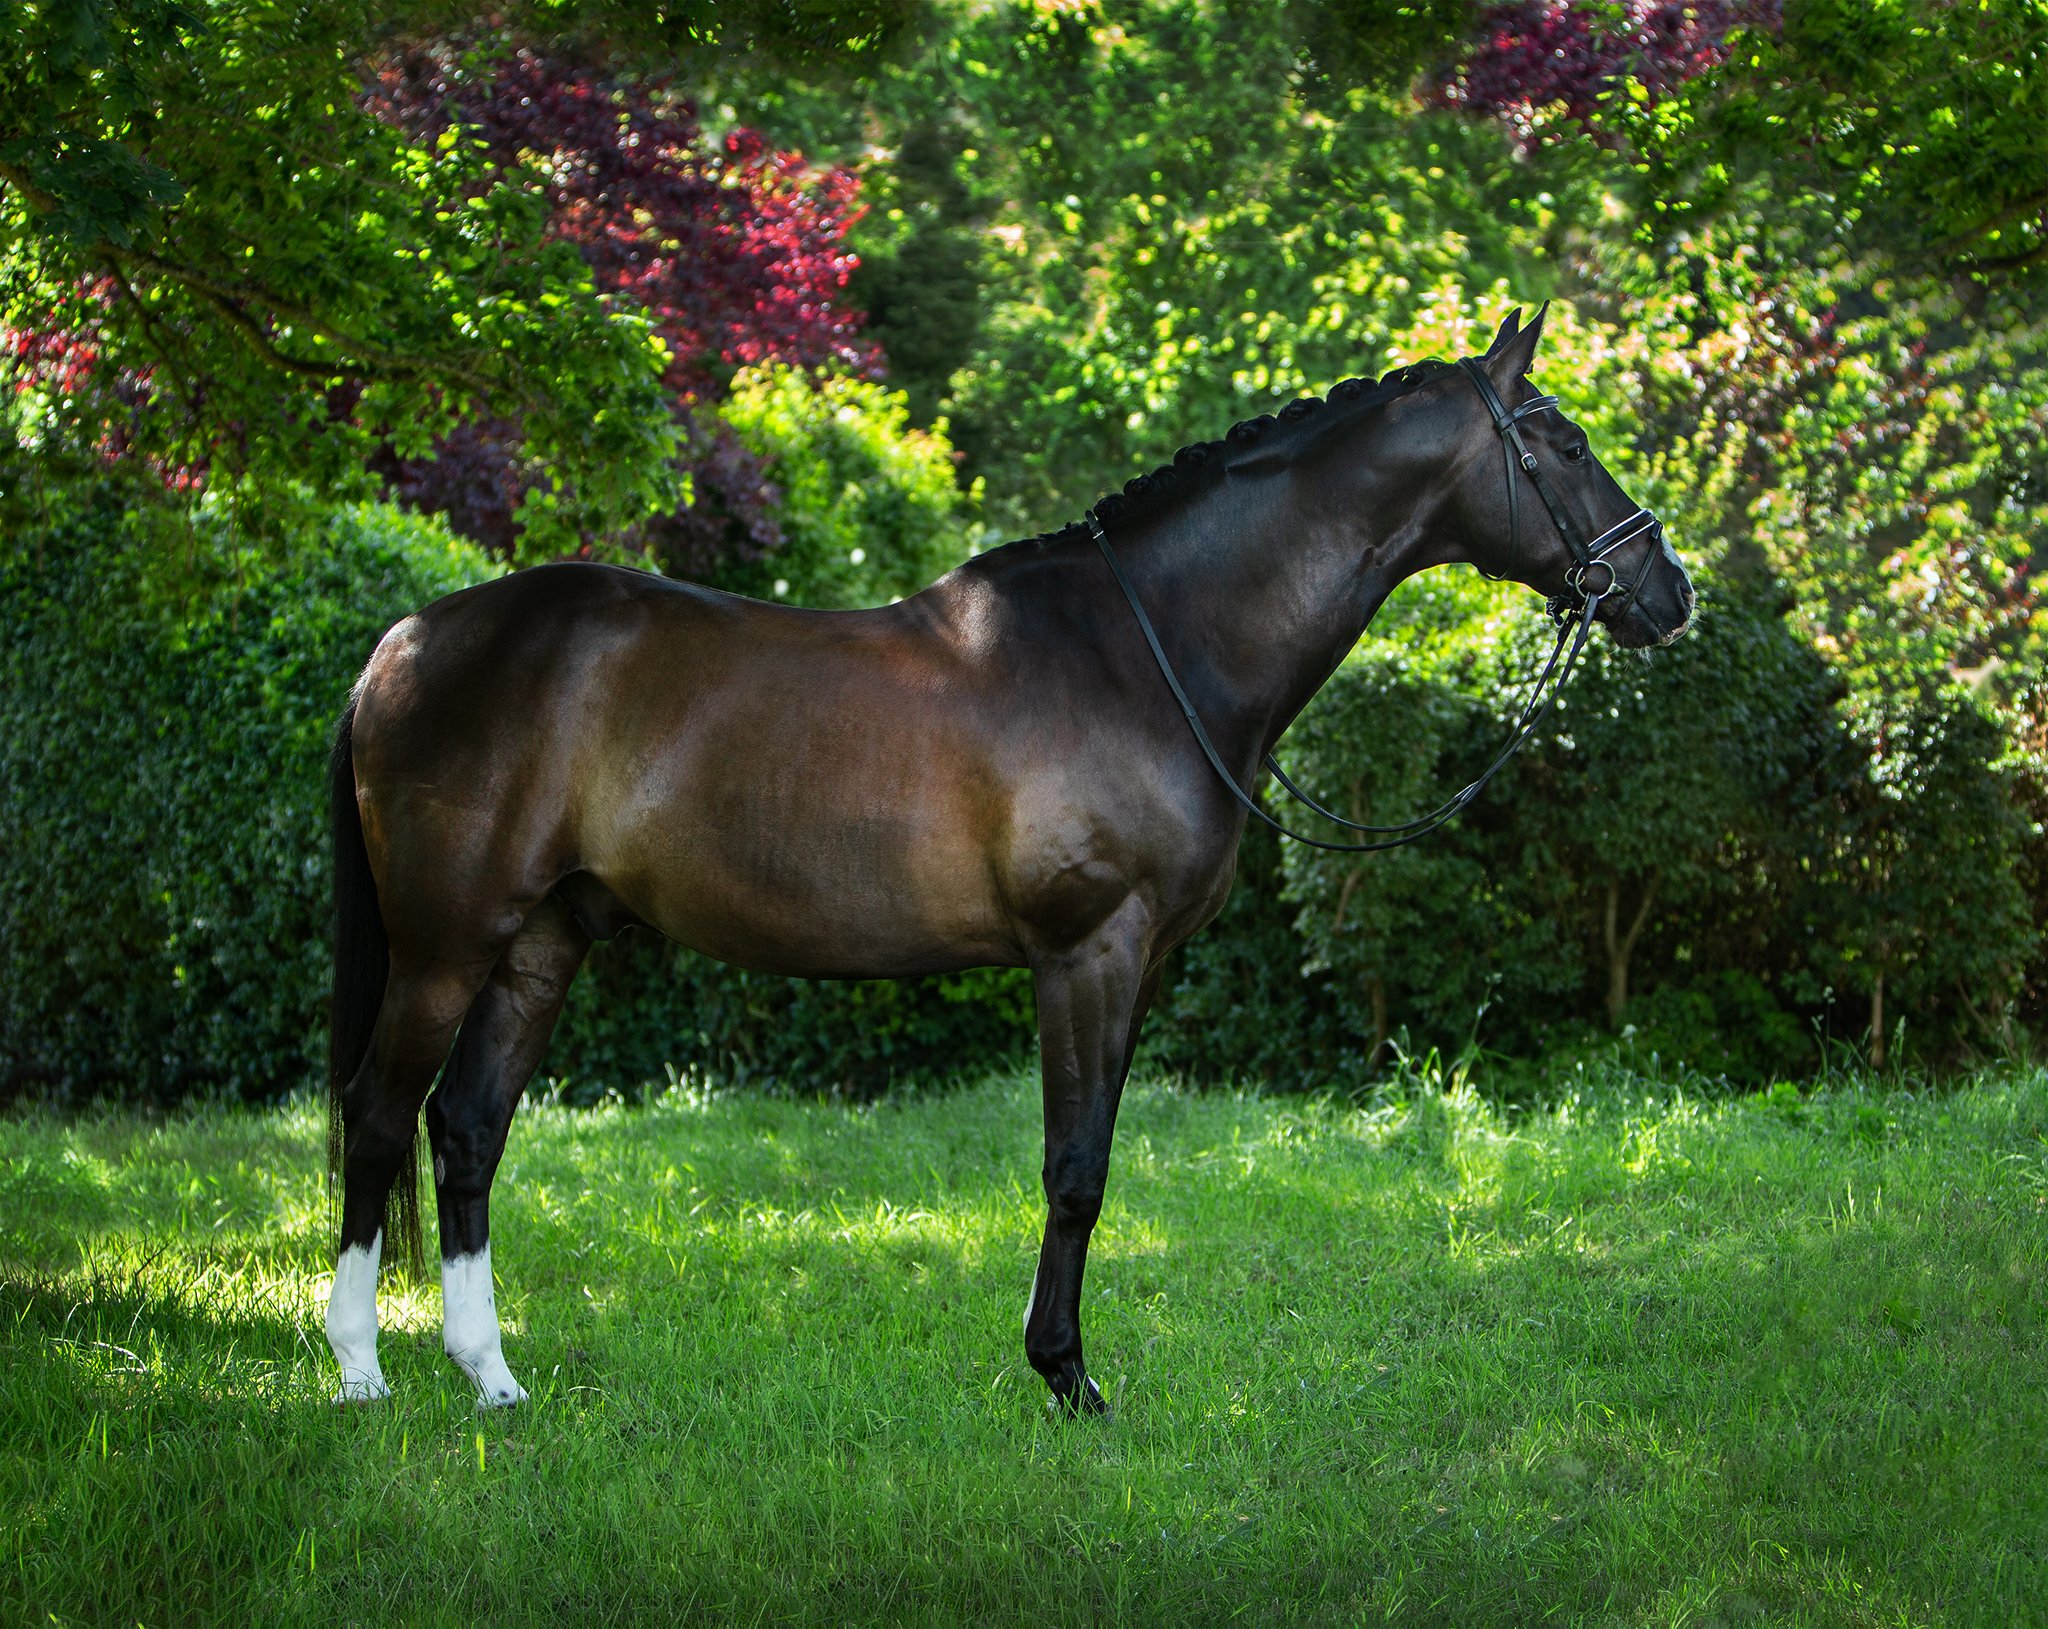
left=5, top=1068, right=2047, bottom=1623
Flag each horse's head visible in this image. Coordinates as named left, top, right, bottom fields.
left=1448, top=307, right=1694, bottom=650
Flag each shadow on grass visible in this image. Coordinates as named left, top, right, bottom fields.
left=2, top=1251, right=330, bottom=1407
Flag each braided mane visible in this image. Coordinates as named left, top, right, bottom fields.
left=1027, top=356, right=1459, bottom=545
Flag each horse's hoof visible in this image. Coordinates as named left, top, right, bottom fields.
left=452, top=1348, right=528, bottom=1409
left=332, top=1375, right=391, bottom=1405
left=1048, top=1374, right=1108, bottom=1419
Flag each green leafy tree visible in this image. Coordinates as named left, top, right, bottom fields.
left=0, top=0, right=915, bottom=549
left=1634, top=1, right=2048, bottom=282
left=1443, top=0, right=2048, bottom=284
left=728, top=1, right=1594, bottom=535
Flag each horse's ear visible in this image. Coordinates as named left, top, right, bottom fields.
left=1484, top=307, right=1524, bottom=358
left=1484, top=300, right=1547, bottom=382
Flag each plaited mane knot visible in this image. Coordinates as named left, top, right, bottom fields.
left=1056, top=357, right=1456, bottom=544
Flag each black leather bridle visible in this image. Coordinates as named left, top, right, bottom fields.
left=1458, top=358, right=1664, bottom=621
left=1090, top=358, right=1668, bottom=853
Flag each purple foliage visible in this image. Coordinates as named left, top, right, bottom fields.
left=1436, top=1, right=1782, bottom=145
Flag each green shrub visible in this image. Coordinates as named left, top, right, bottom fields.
left=1195, top=568, right=2032, bottom=1082
left=1140, top=822, right=1362, bottom=1090
left=1616, top=973, right=1812, bottom=1085
left=709, top=365, right=982, bottom=608
left=0, top=491, right=498, bottom=1102
left=544, top=940, right=1031, bottom=1101
left=1795, top=684, right=2037, bottom=1064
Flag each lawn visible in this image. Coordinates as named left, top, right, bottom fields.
left=4, top=1063, right=2046, bottom=1626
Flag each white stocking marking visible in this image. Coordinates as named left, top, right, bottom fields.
left=443, top=1244, right=527, bottom=1407
left=326, top=1230, right=390, bottom=1403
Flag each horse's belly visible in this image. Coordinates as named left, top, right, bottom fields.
left=587, top=780, right=1016, bottom=980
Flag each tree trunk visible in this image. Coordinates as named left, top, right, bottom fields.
left=1869, top=969, right=1886, bottom=1071
left=1604, top=873, right=1660, bottom=1028
left=1366, top=973, right=1388, bottom=1072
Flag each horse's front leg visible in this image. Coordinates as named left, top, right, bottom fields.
left=1025, top=904, right=1160, bottom=1415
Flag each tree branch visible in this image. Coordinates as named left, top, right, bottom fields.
left=0, top=156, right=60, bottom=215
left=1962, top=235, right=2048, bottom=276
left=1927, top=188, right=2048, bottom=260
left=1620, top=872, right=1660, bottom=963
left=183, top=282, right=356, bottom=381
left=3, top=140, right=511, bottom=396
left=1331, top=868, right=1361, bottom=935
left=101, top=258, right=204, bottom=432
left=110, top=247, right=493, bottom=388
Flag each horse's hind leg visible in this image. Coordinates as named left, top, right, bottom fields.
left=425, top=896, right=590, bottom=1406
left=328, top=958, right=488, bottom=1401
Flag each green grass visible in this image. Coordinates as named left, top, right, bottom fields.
left=5, top=1065, right=2047, bottom=1626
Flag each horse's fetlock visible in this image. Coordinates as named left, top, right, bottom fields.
left=1025, top=1327, right=1082, bottom=1377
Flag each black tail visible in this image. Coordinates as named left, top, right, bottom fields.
left=328, top=698, right=424, bottom=1278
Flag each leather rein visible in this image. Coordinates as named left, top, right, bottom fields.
left=1089, top=358, right=1666, bottom=854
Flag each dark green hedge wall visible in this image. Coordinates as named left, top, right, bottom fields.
left=0, top=495, right=1038, bottom=1104
left=6, top=494, right=2036, bottom=1105
left=0, top=496, right=496, bottom=1100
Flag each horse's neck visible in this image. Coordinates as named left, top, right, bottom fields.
left=1117, top=468, right=1444, bottom=769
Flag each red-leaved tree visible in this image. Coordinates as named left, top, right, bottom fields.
left=366, top=46, right=881, bottom=570
left=1434, top=1, right=1781, bottom=146
left=5, top=273, right=211, bottom=495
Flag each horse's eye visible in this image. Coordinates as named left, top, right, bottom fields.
left=1565, top=443, right=1589, bottom=463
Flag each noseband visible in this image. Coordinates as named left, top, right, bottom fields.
left=1090, top=358, right=1668, bottom=853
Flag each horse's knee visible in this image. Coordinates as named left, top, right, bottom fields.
left=424, top=1086, right=482, bottom=1152
left=1043, top=1150, right=1107, bottom=1231
left=1048, top=1184, right=1103, bottom=1233
left=431, top=1123, right=507, bottom=1200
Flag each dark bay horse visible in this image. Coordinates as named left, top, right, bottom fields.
left=324, top=308, right=1693, bottom=1411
